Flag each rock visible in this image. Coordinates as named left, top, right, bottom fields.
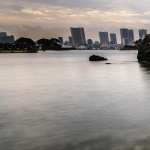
left=89, top=55, right=108, bottom=61
left=135, top=34, right=150, bottom=63
left=105, top=63, right=112, bottom=64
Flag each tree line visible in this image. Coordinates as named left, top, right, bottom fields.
left=0, top=37, right=62, bottom=53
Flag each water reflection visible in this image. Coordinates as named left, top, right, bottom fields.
left=140, top=63, right=150, bottom=73
left=0, top=51, right=150, bottom=150
left=57, top=136, right=150, bottom=150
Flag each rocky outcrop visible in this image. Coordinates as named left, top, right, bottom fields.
left=89, top=55, right=108, bottom=61
left=135, top=35, right=150, bottom=62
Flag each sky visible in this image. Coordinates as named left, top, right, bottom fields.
left=0, top=0, right=150, bottom=41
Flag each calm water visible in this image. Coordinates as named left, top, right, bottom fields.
left=0, top=50, right=150, bottom=150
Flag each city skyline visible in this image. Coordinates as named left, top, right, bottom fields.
left=1, top=0, right=150, bottom=40
left=0, top=27, right=148, bottom=45
left=1, top=27, right=149, bottom=43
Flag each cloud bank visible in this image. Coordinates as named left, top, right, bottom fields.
left=0, top=0, right=150, bottom=40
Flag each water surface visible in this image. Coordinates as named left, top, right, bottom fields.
left=0, top=50, right=150, bottom=150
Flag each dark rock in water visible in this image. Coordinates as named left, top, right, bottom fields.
left=135, top=34, right=150, bottom=63
left=105, top=63, right=112, bottom=64
left=89, top=55, right=108, bottom=61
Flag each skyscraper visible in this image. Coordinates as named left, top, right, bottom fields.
left=70, top=27, right=86, bottom=49
left=110, top=33, right=117, bottom=49
left=110, top=33, right=117, bottom=45
left=99, top=32, right=109, bottom=49
left=120, top=28, right=134, bottom=46
left=139, top=29, right=147, bottom=39
left=128, top=29, right=134, bottom=45
left=120, top=28, right=130, bottom=46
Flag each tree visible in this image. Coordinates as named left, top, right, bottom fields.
left=37, top=38, right=62, bottom=51
left=15, top=37, right=38, bottom=52
left=37, top=38, right=50, bottom=51
left=135, top=34, right=150, bottom=62
left=49, top=38, right=62, bottom=50
left=15, top=37, right=37, bottom=53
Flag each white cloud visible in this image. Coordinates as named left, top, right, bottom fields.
left=0, top=0, right=150, bottom=40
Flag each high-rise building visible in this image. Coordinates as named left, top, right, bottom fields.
left=110, top=33, right=117, bottom=49
left=87, top=39, right=93, bottom=49
left=139, top=29, right=147, bottom=39
left=128, top=29, right=134, bottom=45
left=68, top=36, right=73, bottom=46
left=0, top=32, right=15, bottom=44
left=99, top=32, right=109, bottom=49
left=120, top=28, right=130, bottom=46
left=120, top=28, right=134, bottom=46
left=70, top=27, right=86, bottom=49
left=110, top=33, right=117, bottom=45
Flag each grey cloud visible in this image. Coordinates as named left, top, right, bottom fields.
left=0, top=24, right=69, bottom=40
left=1, top=0, right=150, bottom=13
left=0, top=0, right=150, bottom=40
left=0, top=0, right=143, bottom=10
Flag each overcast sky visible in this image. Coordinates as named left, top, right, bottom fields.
left=0, top=0, right=150, bottom=41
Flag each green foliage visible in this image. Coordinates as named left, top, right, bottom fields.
left=37, top=38, right=62, bottom=50
left=135, top=35, right=150, bottom=62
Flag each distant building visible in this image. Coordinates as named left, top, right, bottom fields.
left=70, top=27, right=86, bottom=49
left=110, top=33, right=117, bottom=45
left=128, top=29, right=134, bottom=45
left=120, top=28, right=134, bottom=46
left=99, top=32, right=109, bottom=49
left=120, top=28, right=130, bottom=46
left=0, top=32, right=15, bottom=44
left=93, top=41, right=100, bottom=49
left=58, top=37, right=63, bottom=45
left=0, top=32, right=7, bottom=37
left=110, top=33, right=117, bottom=49
left=139, top=29, right=147, bottom=39
left=64, top=41, right=69, bottom=45
left=87, top=39, right=93, bottom=49
left=68, top=36, right=73, bottom=46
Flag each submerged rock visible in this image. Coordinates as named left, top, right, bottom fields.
left=89, top=55, right=108, bottom=61
left=135, top=34, right=150, bottom=63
